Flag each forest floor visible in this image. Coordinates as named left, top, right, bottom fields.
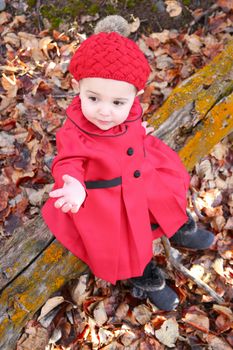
left=0, top=1, right=233, bottom=349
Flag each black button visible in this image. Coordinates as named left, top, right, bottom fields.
left=127, top=147, right=134, bottom=156
left=134, top=170, right=141, bottom=178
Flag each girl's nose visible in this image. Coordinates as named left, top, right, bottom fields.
left=99, top=103, right=111, bottom=117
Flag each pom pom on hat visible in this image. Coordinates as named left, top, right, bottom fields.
left=69, top=16, right=150, bottom=91
left=94, top=15, right=130, bottom=37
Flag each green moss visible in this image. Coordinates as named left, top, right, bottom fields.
left=182, top=0, right=191, bottom=5
left=151, top=4, right=157, bottom=12
left=40, top=4, right=56, bottom=20
left=88, top=3, right=100, bottom=15
left=27, top=0, right=37, bottom=7
left=105, top=4, right=117, bottom=15
left=126, top=0, right=136, bottom=9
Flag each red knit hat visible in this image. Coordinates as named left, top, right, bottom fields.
left=69, top=31, right=150, bottom=91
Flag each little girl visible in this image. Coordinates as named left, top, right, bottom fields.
left=42, top=16, right=214, bottom=311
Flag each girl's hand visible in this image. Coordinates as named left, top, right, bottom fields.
left=142, top=121, right=154, bottom=135
left=49, top=175, right=86, bottom=213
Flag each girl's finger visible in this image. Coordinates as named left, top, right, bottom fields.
left=61, top=203, right=72, bottom=213
left=71, top=205, right=80, bottom=213
left=49, top=189, right=64, bottom=198
left=54, top=197, right=66, bottom=208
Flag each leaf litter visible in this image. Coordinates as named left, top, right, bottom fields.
left=0, top=1, right=232, bottom=349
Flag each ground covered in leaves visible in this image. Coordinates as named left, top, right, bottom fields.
left=0, top=0, right=232, bottom=349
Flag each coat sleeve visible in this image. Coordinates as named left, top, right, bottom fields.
left=51, top=120, right=86, bottom=190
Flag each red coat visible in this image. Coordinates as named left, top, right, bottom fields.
left=42, top=96, right=190, bottom=284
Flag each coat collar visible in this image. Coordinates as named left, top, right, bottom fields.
left=66, top=95, right=143, bottom=137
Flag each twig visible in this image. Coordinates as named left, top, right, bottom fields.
left=187, top=4, right=219, bottom=35
left=190, top=189, right=206, bottom=220
left=36, top=0, right=43, bottom=32
left=161, top=236, right=224, bottom=304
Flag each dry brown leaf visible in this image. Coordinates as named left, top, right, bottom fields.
left=16, top=323, right=49, bottom=350
left=205, top=334, right=232, bottom=350
left=165, top=0, right=182, bottom=17
left=156, top=54, right=174, bottom=70
left=185, top=34, right=202, bottom=53
left=133, top=304, right=152, bottom=325
left=39, top=37, right=60, bottom=58
left=212, top=258, right=225, bottom=277
left=115, top=302, right=129, bottom=321
left=98, top=328, right=114, bottom=347
left=150, top=30, right=171, bottom=43
left=129, top=17, right=140, bottom=33
left=155, top=318, right=179, bottom=348
left=210, top=215, right=226, bottom=232
left=183, top=310, right=209, bottom=333
left=38, top=296, right=64, bottom=321
left=0, top=11, right=11, bottom=25
left=120, top=330, right=137, bottom=346
left=213, top=305, right=233, bottom=322
left=224, top=217, right=233, bottom=230
left=217, top=0, right=233, bottom=10
left=210, top=142, right=228, bottom=160
left=196, top=159, right=213, bottom=180
left=3, top=32, right=20, bottom=48
left=215, top=313, right=232, bottom=333
left=70, top=274, right=90, bottom=306
left=189, top=264, right=205, bottom=279
left=93, top=301, right=108, bottom=326
left=1, top=73, right=18, bottom=98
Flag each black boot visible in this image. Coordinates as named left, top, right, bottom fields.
left=170, top=212, right=214, bottom=250
left=129, top=260, right=179, bottom=311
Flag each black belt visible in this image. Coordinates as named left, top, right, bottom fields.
left=84, top=177, right=160, bottom=231
left=151, top=223, right=159, bottom=230
left=85, top=176, right=122, bottom=189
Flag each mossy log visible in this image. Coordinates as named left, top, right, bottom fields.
left=149, top=39, right=233, bottom=170
left=1, top=41, right=233, bottom=350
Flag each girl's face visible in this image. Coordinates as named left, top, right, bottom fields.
left=78, top=78, right=137, bottom=130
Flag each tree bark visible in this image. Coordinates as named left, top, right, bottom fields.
left=149, top=39, right=233, bottom=170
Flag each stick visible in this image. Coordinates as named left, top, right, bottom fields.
left=161, top=236, right=224, bottom=304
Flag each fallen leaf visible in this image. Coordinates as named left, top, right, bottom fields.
left=225, top=217, right=233, bottom=230
left=0, top=11, right=11, bottom=25
left=165, top=0, right=182, bottom=17
left=3, top=32, right=21, bottom=48
left=129, top=17, right=140, bottom=33
left=196, top=159, right=213, bottom=180
left=93, top=301, right=108, bottom=326
left=217, top=0, right=233, bottom=11
left=183, top=309, right=209, bottom=333
left=212, top=258, right=225, bottom=277
left=185, top=34, right=203, bottom=53
left=215, top=314, right=232, bottom=333
left=16, top=323, right=49, bottom=350
left=38, top=296, right=64, bottom=321
left=70, top=274, right=91, bottom=306
left=189, top=264, right=205, bottom=279
left=115, top=302, right=129, bottom=321
left=210, top=142, right=228, bottom=160
left=1, top=73, right=18, bottom=98
left=205, top=334, right=232, bottom=350
left=133, top=304, right=152, bottom=325
left=213, top=304, right=233, bottom=321
left=155, top=318, right=179, bottom=348
left=120, top=330, right=137, bottom=346
left=98, top=328, right=114, bottom=347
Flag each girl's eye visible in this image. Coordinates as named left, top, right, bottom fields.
left=88, top=96, right=97, bottom=102
left=113, top=101, right=124, bottom=106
